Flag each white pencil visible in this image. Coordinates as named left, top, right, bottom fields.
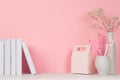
left=104, top=43, right=109, bottom=56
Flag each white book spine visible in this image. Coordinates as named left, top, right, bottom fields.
left=16, top=39, right=22, bottom=75
left=11, top=39, right=16, bottom=75
left=0, top=42, right=4, bottom=75
left=5, top=40, right=11, bottom=75
left=22, top=42, right=36, bottom=74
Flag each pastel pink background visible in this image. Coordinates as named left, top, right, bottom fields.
left=0, top=0, right=120, bottom=73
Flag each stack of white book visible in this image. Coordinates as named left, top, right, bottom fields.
left=0, top=39, right=36, bottom=75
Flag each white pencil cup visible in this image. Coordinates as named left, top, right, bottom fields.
left=95, top=56, right=111, bottom=76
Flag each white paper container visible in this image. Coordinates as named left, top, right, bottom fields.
left=71, top=45, right=95, bottom=74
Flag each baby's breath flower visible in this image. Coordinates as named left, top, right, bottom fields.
left=88, top=8, right=120, bottom=32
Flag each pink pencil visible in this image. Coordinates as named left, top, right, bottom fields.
left=98, top=49, right=102, bottom=56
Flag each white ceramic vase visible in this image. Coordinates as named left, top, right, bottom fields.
left=107, top=32, right=116, bottom=74
left=95, top=56, right=111, bottom=76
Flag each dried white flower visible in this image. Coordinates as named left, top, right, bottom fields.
left=88, top=8, right=120, bottom=32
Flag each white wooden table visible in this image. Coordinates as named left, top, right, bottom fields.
left=0, top=73, right=120, bottom=80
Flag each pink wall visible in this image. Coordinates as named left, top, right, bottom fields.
left=0, top=0, right=120, bottom=73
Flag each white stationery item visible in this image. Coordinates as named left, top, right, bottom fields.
left=5, top=40, right=11, bottom=75
left=95, top=56, right=111, bottom=76
left=11, top=39, right=16, bottom=75
left=22, top=42, right=36, bottom=74
left=71, top=45, right=95, bottom=74
left=16, top=39, right=22, bottom=75
left=104, top=43, right=109, bottom=56
left=0, top=41, right=4, bottom=75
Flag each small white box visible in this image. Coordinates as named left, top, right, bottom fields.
left=71, top=45, right=95, bottom=74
